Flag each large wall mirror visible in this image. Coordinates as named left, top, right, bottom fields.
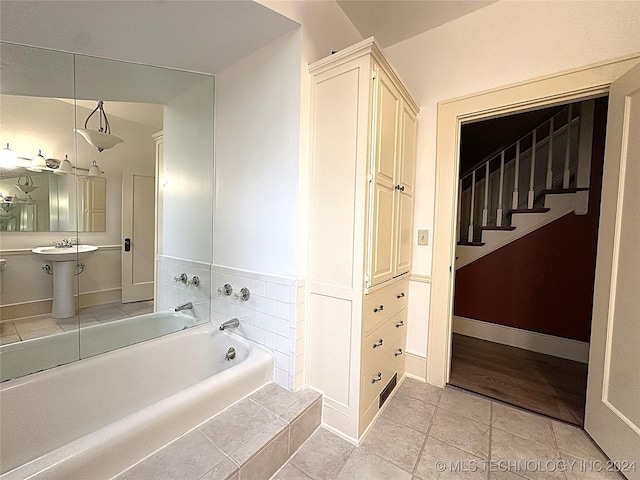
left=0, top=42, right=214, bottom=381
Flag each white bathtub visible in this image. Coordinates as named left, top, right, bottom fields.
left=0, top=311, right=199, bottom=383
left=0, top=322, right=273, bottom=480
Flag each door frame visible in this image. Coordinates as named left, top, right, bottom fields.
left=427, top=54, right=640, bottom=388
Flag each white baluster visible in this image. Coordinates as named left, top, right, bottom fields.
left=458, top=179, right=463, bottom=242
left=546, top=117, right=554, bottom=189
left=497, top=151, right=505, bottom=227
left=563, top=104, right=572, bottom=189
left=468, top=170, right=476, bottom=243
left=482, top=161, right=489, bottom=226
left=528, top=129, right=537, bottom=209
left=512, top=141, right=520, bottom=210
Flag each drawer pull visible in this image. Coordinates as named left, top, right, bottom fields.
left=395, top=348, right=403, bottom=357
left=396, top=320, right=404, bottom=328
left=373, top=305, right=384, bottom=313
left=371, top=372, right=382, bottom=383
left=373, top=339, right=384, bottom=348
left=397, top=292, right=405, bottom=299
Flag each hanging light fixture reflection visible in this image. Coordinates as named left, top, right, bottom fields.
left=0, top=143, right=18, bottom=169
left=27, top=149, right=47, bottom=172
left=55, top=155, right=73, bottom=175
left=75, top=101, right=124, bottom=152
left=88, top=160, right=102, bottom=177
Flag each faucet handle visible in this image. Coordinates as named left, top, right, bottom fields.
left=174, top=273, right=188, bottom=284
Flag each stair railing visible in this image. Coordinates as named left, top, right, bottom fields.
left=458, top=105, right=581, bottom=243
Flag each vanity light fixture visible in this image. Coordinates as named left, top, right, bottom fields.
left=27, top=149, right=47, bottom=172
left=55, top=155, right=73, bottom=175
left=88, top=160, right=102, bottom=177
left=75, top=100, right=124, bottom=152
left=0, top=143, right=18, bottom=169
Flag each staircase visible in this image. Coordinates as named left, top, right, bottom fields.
left=456, top=101, right=595, bottom=269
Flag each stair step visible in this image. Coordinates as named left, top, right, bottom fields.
left=481, top=226, right=516, bottom=231
left=544, top=188, right=589, bottom=195
left=457, top=241, right=485, bottom=247
left=507, top=208, right=550, bottom=215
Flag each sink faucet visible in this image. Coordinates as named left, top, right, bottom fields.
left=219, top=318, right=240, bottom=331
left=174, top=301, right=193, bottom=312
left=54, top=238, right=73, bottom=248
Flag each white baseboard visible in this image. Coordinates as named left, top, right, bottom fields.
left=453, top=316, right=589, bottom=363
left=405, top=350, right=427, bottom=381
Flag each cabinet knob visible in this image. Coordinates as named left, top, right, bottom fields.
left=397, top=292, right=405, bottom=299
left=371, top=372, right=383, bottom=383
left=395, top=348, right=403, bottom=357
left=395, top=184, right=405, bottom=192
left=373, top=305, right=384, bottom=313
left=373, top=338, right=384, bottom=348
left=396, top=320, right=404, bottom=328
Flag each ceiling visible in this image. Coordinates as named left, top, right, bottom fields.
left=337, top=0, right=497, bottom=48
left=0, top=1, right=298, bottom=74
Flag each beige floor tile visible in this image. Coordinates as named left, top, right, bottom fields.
left=198, top=457, right=239, bottom=480
left=0, top=333, right=20, bottom=345
left=19, top=324, right=64, bottom=340
left=249, top=382, right=304, bottom=417
left=199, top=399, right=276, bottom=455
left=398, top=378, right=443, bottom=406
left=415, top=436, right=488, bottom=480
left=13, top=315, right=58, bottom=333
left=121, top=430, right=226, bottom=480
left=552, top=421, right=608, bottom=462
left=290, top=427, right=354, bottom=480
left=336, top=448, right=412, bottom=479
left=238, top=425, right=289, bottom=480
left=492, top=402, right=555, bottom=448
left=490, top=471, right=529, bottom=479
left=273, top=464, right=314, bottom=480
left=362, top=415, right=426, bottom=472
left=0, top=321, right=18, bottom=335
left=429, top=408, right=490, bottom=459
left=491, top=429, right=564, bottom=480
left=438, top=387, right=492, bottom=424
left=382, top=392, right=437, bottom=433
left=560, top=452, right=625, bottom=480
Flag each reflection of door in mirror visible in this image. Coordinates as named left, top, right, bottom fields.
left=80, top=177, right=106, bottom=232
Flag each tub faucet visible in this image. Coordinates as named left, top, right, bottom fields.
left=219, top=318, right=240, bottom=331
left=175, top=301, right=193, bottom=312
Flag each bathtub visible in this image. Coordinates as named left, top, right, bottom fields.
left=0, top=322, right=273, bottom=480
left=0, top=311, right=199, bottom=382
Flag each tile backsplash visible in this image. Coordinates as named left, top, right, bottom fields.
left=157, top=255, right=211, bottom=323
left=211, top=265, right=305, bottom=390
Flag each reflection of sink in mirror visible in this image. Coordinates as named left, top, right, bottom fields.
left=32, top=244, right=98, bottom=262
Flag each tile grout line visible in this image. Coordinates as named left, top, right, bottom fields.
left=488, top=400, right=493, bottom=480
left=410, top=385, right=443, bottom=478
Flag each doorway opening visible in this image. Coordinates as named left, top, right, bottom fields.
left=449, top=97, right=609, bottom=426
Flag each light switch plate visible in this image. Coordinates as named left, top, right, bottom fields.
left=418, top=230, right=429, bottom=246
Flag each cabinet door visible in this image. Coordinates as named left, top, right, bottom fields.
left=369, top=67, right=401, bottom=287
left=395, top=105, right=417, bottom=275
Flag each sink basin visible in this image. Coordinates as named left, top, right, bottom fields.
left=32, top=244, right=98, bottom=262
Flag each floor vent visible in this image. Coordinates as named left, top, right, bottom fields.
left=379, top=373, right=397, bottom=408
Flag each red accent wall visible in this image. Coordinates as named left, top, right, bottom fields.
left=454, top=98, right=608, bottom=343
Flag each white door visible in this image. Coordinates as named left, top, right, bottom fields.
left=585, top=63, right=640, bottom=478
left=122, top=160, right=155, bottom=303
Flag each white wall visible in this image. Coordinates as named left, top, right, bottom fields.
left=214, top=30, right=301, bottom=277
left=162, top=78, right=215, bottom=264
left=383, top=0, right=640, bottom=362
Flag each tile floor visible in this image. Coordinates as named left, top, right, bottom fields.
left=274, top=379, right=623, bottom=480
left=0, top=301, right=153, bottom=345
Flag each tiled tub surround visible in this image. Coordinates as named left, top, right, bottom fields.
left=276, top=379, right=619, bottom=480
left=211, top=266, right=305, bottom=390
left=157, top=255, right=212, bottom=320
left=0, top=324, right=272, bottom=480
left=117, top=383, right=322, bottom=480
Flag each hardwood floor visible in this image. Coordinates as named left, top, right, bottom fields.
left=449, top=333, right=588, bottom=425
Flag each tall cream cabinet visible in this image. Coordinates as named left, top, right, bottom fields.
left=306, top=38, right=418, bottom=441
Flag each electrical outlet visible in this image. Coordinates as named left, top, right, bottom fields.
left=418, top=230, right=429, bottom=246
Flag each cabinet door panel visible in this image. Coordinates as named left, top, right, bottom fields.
left=370, top=183, right=395, bottom=285
left=399, top=106, right=417, bottom=194
left=396, top=189, right=413, bottom=275
left=373, top=69, right=401, bottom=186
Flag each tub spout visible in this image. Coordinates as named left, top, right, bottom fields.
left=219, top=318, right=240, bottom=330
left=175, top=302, right=193, bottom=312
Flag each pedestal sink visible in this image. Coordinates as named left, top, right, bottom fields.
left=32, top=245, right=98, bottom=318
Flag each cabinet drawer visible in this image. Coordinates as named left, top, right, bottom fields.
left=360, top=335, right=406, bottom=409
left=362, top=309, right=407, bottom=371
left=363, top=280, right=409, bottom=334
